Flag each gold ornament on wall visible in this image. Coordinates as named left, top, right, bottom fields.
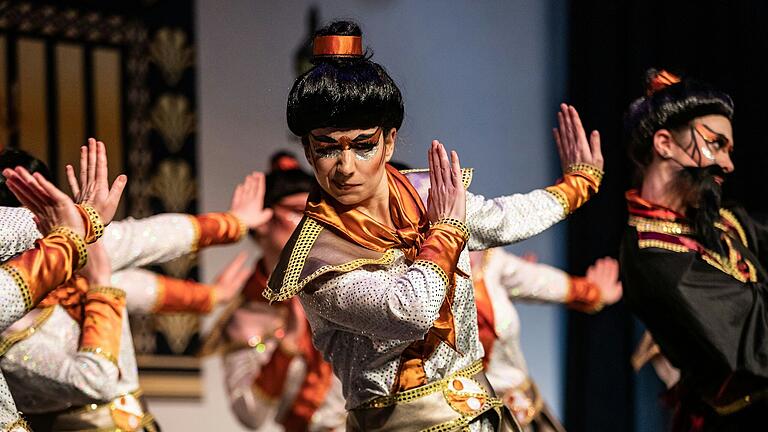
left=149, top=28, right=194, bottom=86
left=150, top=94, right=195, bottom=153
left=154, top=314, right=199, bottom=355
left=149, top=159, right=196, bottom=212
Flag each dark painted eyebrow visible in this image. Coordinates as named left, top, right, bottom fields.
left=310, top=131, right=377, bottom=143
left=700, top=124, right=730, bottom=142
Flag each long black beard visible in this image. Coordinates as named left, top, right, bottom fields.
left=672, top=165, right=727, bottom=255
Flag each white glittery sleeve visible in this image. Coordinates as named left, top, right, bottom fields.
left=0, top=269, right=33, bottom=332
left=0, top=374, right=23, bottom=431
left=0, top=207, right=40, bottom=263
left=493, top=250, right=569, bottom=303
left=110, top=268, right=161, bottom=314
left=224, top=342, right=281, bottom=429
left=465, top=190, right=565, bottom=251
left=300, top=259, right=448, bottom=341
left=103, top=214, right=197, bottom=271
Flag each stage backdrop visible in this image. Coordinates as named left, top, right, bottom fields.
left=178, top=0, right=572, bottom=431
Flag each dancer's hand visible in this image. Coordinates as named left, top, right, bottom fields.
left=65, top=138, right=127, bottom=225
left=427, top=140, right=465, bottom=223
left=4, top=167, right=85, bottom=238
left=586, top=257, right=622, bottom=305
left=552, top=104, right=604, bottom=172
left=229, top=172, right=274, bottom=229
left=80, top=242, right=112, bottom=286
left=213, top=252, right=251, bottom=305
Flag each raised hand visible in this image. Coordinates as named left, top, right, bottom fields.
left=65, top=138, right=127, bottom=225
left=586, top=257, right=622, bottom=305
left=427, top=140, right=466, bottom=223
left=79, top=242, right=112, bottom=286
left=552, top=104, right=604, bottom=172
left=213, top=252, right=251, bottom=305
left=229, top=172, right=274, bottom=230
left=4, top=167, right=85, bottom=238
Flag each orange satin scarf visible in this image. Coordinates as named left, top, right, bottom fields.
left=304, top=164, right=458, bottom=392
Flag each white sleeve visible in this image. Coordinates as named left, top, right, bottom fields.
left=103, top=214, right=197, bottom=271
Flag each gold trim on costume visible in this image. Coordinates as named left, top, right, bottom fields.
left=414, top=260, right=449, bottom=287
left=0, top=307, right=55, bottom=356
left=565, top=163, right=604, bottom=183
left=0, top=264, right=32, bottom=310
left=2, top=416, right=31, bottom=431
left=629, top=216, right=693, bottom=235
left=79, top=346, right=119, bottom=366
left=543, top=188, right=569, bottom=215
left=712, top=388, right=768, bottom=416
left=88, top=286, right=126, bottom=299
left=50, top=226, right=88, bottom=270
left=434, top=218, right=470, bottom=241
left=188, top=215, right=201, bottom=254
left=80, top=204, right=105, bottom=242
left=358, top=361, right=484, bottom=409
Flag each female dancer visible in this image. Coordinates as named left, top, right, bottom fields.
left=265, top=20, right=604, bottom=431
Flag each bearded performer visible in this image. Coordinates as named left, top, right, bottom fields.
left=620, top=69, right=768, bottom=431
left=200, top=152, right=345, bottom=432
left=265, top=20, right=604, bottom=431
left=0, top=143, right=125, bottom=431
left=0, top=143, right=272, bottom=431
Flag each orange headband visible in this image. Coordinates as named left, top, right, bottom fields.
left=313, top=35, right=363, bottom=57
left=647, top=70, right=681, bottom=96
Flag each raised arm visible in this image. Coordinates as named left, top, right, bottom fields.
left=468, top=104, right=603, bottom=250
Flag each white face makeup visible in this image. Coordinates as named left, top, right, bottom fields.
left=308, top=127, right=383, bottom=161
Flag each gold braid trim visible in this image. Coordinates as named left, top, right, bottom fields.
left=188, top=215, right=202, bottom=254
left=359, top=360, right=484, bottom=409
left=88, top=286, right=126, bottom=299
left=712, top=388, right=768, bottom=416
left=414, top=259, right=450, bottom=287
left=50, top=226, right=88, bottom=270
left=629, top=216, right=693, bottom=235
left=0, top=307, right=55, bottom=356
left=543, top=187, right=570, bottom=215
left=566, top=162, right=604, bottom=183
left=0, top=264, right=32, bottom=310
left=2, top=416, right=31, bottom=432
left=78, top=346, right=120, bottom=366
left=79, top=204, right=105, bottom=243
left=434, top=218, right=470, bottom=241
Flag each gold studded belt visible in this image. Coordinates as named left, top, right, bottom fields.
left=49, top=389, right=158, bottom=432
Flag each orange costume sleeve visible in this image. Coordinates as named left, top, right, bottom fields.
left=191, top=213, right=247, bottom=252
left=251, top=346, right=295, bottom=400
left=153, top=275, right=215, bottom=314
left=0, top=226, right=88, bottom=312
left=415, top=219, right=469, bottom=283
left=79, top=286, right=126, bottom=365
left=566, top=276, right=604, bottom=313
left=545, top=163, right=603, bottom=215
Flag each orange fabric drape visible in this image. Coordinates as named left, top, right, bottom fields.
left=80, top=288, right=125, bottom=362
left=154, top=276, right=215, bottom=313
left=545, top=170, right=601, bottom=214
left=566, top=277, right=603, bottom=313
left=472, top=276, right=497, bottom=370
left=39, top=276, right=89, bottom=322
left=305, top=164, right=467, bottom=392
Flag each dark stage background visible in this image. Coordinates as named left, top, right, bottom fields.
left=564, top=1, right=768, bottom=431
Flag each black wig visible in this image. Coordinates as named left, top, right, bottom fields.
left=286, top=20, right=404, bottom=138
left=625, top=69, right=734, bottom=172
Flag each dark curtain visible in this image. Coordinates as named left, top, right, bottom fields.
left=564, top=1, right=768, bottom=431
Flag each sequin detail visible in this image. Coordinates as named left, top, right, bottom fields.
left=0, top=207, right=40, bottom=263
left=0, top=265, right=31, bottom=311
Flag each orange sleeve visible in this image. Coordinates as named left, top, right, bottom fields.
left=79, top=286, right=126, bottom=365
left=0, top=227, right=87, bottom=310
left=545, top=163, right=603, bottom=215
left=153, top=275, right=215, bottom=314
left=191, top=213, right=247, bottom=252
left=252, top=346, right=295, bottom=399
left=415, top=221, right=468, bottom=283
left=566, top=276, right=604, bottom=313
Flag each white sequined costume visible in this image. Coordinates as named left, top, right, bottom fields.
left=0, top=213, right=236, bottom=422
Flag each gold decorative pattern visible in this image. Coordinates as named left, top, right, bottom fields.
left=433, top=218, right=470, bottom=241
left=629, top=216, right=693, bottom=235
left=543, top=187, right=569, bottom=215
left=2, top=416, right=31, bottom=432
left=79, top=346, right=119, bottom=366
left=50, top=226, right=88, bottom=270
left=150, top=94, right=195, bottom=153
left=154, top=313, right=199, bottom=355
left=148, top=160, right=196, bottom=212
left=0, top=263, right=32, bottom=310
left=88, top=286, right=126, bottom=299
left=414, top=260, right=449, bottom=287
left=0, top=306, right=55, bottom=356
left=566, top=162, right=604, bottom=183
left=80, top=204, right=105, bottom=242
left=264, top=218, right=323, bottom=302
left=149, top=28, right=194, bottom=87
left=359, top=361, right=484, bottom=409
